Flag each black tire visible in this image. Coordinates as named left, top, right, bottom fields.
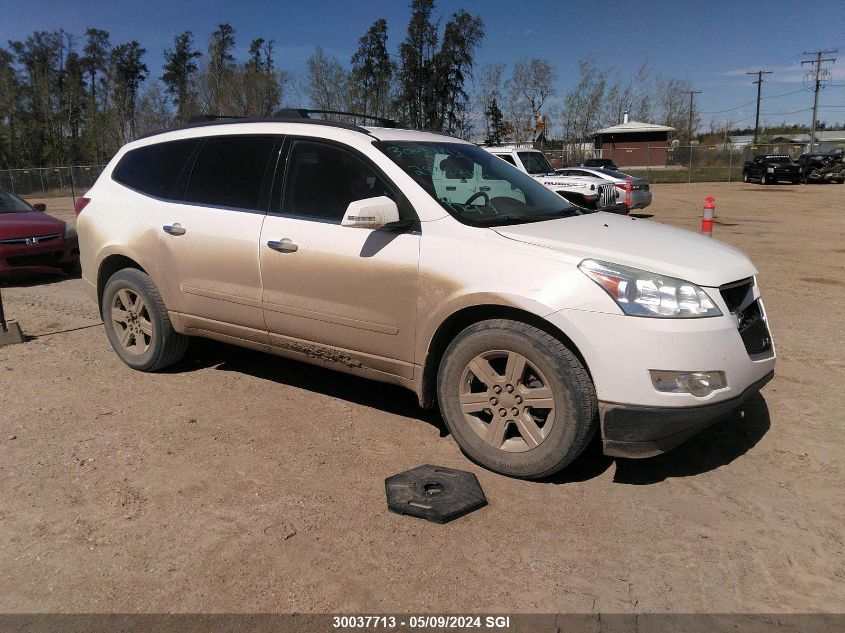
left=760, top=173, right=768, bottom=185
left=101, top=268, right=188, bottom=371
left=742, top=171, right=749, bottom=183
left=437, top=319, right=597, bottom=479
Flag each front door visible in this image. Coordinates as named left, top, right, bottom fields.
left=159, top=135, right=279, bottom=340
left=259, top=139, right=420, bottom=378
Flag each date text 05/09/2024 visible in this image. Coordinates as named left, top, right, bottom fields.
left=332, top=615, right=512, bottom=629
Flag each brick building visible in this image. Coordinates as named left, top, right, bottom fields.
left=593, top=114, right=675, bottom=167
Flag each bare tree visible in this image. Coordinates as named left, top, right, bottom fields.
left=657, top=76, right=697, bottom=142
left=305, top=46, right=351, bottom=115
left=506, top=58, right=557, bottom=143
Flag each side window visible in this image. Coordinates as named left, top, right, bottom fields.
left=498, top=154, right=517, bottom=166
left=281, top=140, right=395, bottom=221
left=185, top=136, right=276, bottom=210
left=112, top=139, right=200, bottom=199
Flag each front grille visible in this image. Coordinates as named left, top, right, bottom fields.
left=719, top=278, right=772, bottom=356
left=6, top=251, right=63, bottom=268
left=0, top=233, right=62, bottom=245
left=739, top=308, right=772, bottom=355
left=598, top=184, right=616, bottom=207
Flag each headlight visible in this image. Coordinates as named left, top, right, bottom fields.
left=767, top=167, right=775, bottom=173
left=578, top=259, right=722, bottom=318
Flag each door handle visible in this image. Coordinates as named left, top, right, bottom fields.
left=163, top=223, right=186, bottom=236
left=267, top=238, right=298, bottom=253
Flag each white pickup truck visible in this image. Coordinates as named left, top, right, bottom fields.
left=483, top=146, right=624, bottom=213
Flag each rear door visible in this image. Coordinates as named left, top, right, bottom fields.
left=158, top=135, right=280, bottom=341
left=258, top=138, right=420, bottom=378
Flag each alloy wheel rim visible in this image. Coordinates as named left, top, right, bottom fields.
left=111, top=288, right=152, bottom=355
left=458, top=350, right=556, bottom=453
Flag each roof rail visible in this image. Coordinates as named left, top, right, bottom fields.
left=137, top=113, right=374, bottom=140
left=186, top=114, right=245, bottom=124
left=275, top=108, right=398, bottom=128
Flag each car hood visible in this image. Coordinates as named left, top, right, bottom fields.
left=0, top=211, right=65, bottom=240
left=494, top=212, right=756, bottom=287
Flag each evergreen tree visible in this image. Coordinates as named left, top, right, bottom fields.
left=434, top=10, right=483, bottom=135
left=110, top=41, right=148, bottom=143
left=484, top=97, right=507, bottom=145
left=207, top=23, right=235, bottom=113
left=162, top=31, right=201, bottom=123
left=397, top=0, right=438, bottom=129
left=350, top=18, right=393, bottom=118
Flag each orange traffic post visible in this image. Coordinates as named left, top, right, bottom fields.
left=625, top=177, right=632, bottom=208
left=701, top=196, right=715, bottom=237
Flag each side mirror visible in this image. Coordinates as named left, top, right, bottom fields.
left=32, top=203, right=47, bottom=212
left=341, top=196, right=400, bottom=229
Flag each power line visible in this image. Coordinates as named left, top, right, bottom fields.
left=801, top=48, right=838, bottom=150
left=699, top=88, right=811, bottom=115
left=747, top=69, right=773, bottom=143
left=760, top=107, right=812, bottom=115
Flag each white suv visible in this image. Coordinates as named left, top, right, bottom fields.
left=483, top=147, right=622, bottom=212
left=77, top=114, right=775, bottom=479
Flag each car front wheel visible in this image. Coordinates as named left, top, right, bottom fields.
left=101, top=268, right=188, bottom=371
left=437, top=319, right=597, bottom=479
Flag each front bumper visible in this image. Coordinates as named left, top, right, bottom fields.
left=770, top=169, right=800, bottom=182
left=600, top=371, right=774, bottom=458
left=0, top=236, right=79, bottom=274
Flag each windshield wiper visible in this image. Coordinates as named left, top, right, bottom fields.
left=472, top=208, right=581, bottom=226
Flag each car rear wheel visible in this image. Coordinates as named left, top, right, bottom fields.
left=102, top=268, right=188, bottom=371
left=437, top=319, right=597, bottom=479
left=761, top=173, right=768, bottom=185
left=743, top=172, right=749, bottom=183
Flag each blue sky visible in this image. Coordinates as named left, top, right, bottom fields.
left=2, top=0, right=844, bottom=129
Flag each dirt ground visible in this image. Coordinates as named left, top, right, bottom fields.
left=1, top=183, right=843, bottom=614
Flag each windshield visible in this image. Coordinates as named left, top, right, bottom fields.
left=595, top=167, right=631, bottom=180
left=376, top=141, right=579, bottom=226
left=0, top=192, right=33, bottom=214
left=517, top=151, right=554, bottom=175
left=766, top=156, right=793, bottom=163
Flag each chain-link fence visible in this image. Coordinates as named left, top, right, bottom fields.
left=0, top=165, right=107, bottom=200
left=542, top=143, right=817, bottom=183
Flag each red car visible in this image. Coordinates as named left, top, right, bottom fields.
left=0, top=192, right=79, bottom=275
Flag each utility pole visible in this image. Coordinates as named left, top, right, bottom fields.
left=687, top=90, right=701, bottom=144
left=747, top=70, right=772, bottom=144
left=801, top=49, right=837, bottom=152
left=685, top=90, right=700, bottom=184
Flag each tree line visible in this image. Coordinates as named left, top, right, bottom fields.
left=1, top=0, right=710, bottom=170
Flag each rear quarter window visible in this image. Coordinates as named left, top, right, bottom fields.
left=112, top=139, right=200, bottom=199
left=185, top=136, right=277, bottom=210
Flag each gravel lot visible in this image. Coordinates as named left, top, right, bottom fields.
left=1, top=183, right=843, bottom=614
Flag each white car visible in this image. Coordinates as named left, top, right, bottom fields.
left=76, top=113, right=775, bottom=479
left=484, top=147, right=623, bottom=212
left=556, top=166, right=652, bottom=210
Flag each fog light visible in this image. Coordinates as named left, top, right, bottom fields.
left=650, top=370, right=726, bottom=397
